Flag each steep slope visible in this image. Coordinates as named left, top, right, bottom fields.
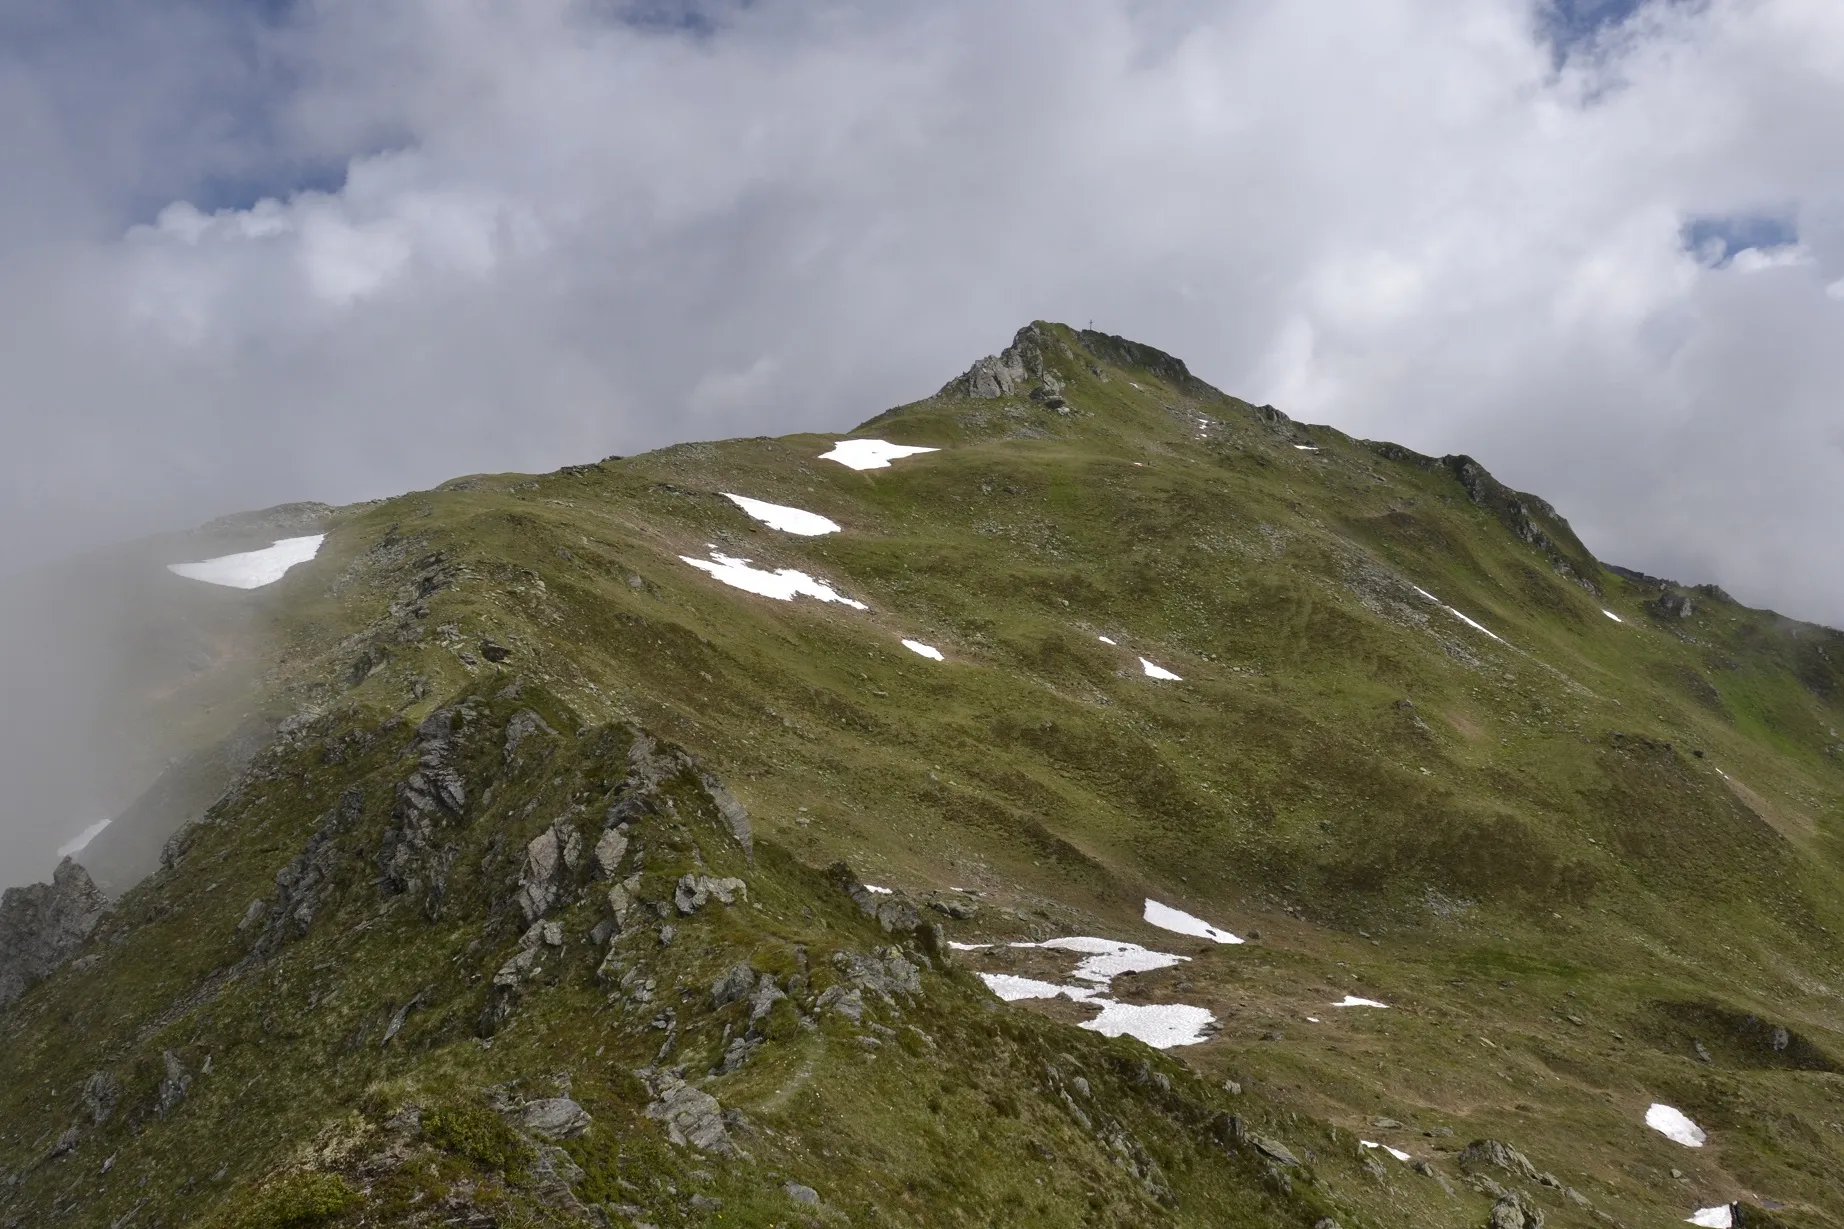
left=2, top=323, right=1841, bottom=1229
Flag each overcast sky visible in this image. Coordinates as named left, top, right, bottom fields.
left=4, top=0, right=1844, bottom=624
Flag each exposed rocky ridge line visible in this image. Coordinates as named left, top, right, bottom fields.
left=1363, top=441, right=1602, bottom=592
left=0, top=859, right=107, bottom=1007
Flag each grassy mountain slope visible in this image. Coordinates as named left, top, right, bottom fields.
left=2, top=322, right=1841, bottom=1228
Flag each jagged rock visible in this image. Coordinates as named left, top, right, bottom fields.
left=815, top=985, right=865, bottom=1021
left=749, top=974, right=786, bottom=1022
left=1460, top=1139, right=1542, bottom=1182
left=156, top=1051, right=190, bottom=1118
left=623, top=733, right=753, bottom=855
left=605, top=881, right=635, bottom=925
left=236, top=898, right=266, bottom=931
left=516, top=821, right=583, bottom=923
left=674, top=874, right=746, bottom=915
left=834, top=948, right=921, bottom=1000
left=926, top=896, right=977, bottom=920
left=503, top=709, right=556, bottom=763
left=81, top=1071, right=119, bottom=1126
left=381, top=718, right=467, bottom=915
left=382, top=985, right=434, bottom=1046
left=1488, top=1191, right=1545, bottom=1229
left=1251, top=1135, right=1300, bottom=1166
left=1415, top=1159, right=1457, bottom=1196
left=591, top=828, right=629, bottom=880
left=712, top=964, right=756, bottom=1008
left=784, top=1182, right=820, bottom=1206
left=0, top=859, right=107, bottom=1007
left=1652, top=589, right=1696, bottom=619
left=521, top=1097, right=591, bottom=1140
left=256, top=787, right=363, bottom=955
left=642, top=1072, right=737, bottom=1156
left=493, top=946, right=542, bottom=988
left=48, top=1125, right=80, bottom=1159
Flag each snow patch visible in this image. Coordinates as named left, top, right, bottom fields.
left=57, top=819, right=112, bottom=858
left=680, top=551, right=867, bottom=609
left=1411, top=585, right=1506, bottom=643
left=722, top=493, right=840, bottom=536
left=1360, top=1141, right=1412, bottom=1162
left=820, top=439, right=939, bottom=470
left=947, top=941, right=990, bottom=951
left=167, top=534, right=325, bottom=590
left=1687, top=1207, right=1733, bottom=1228
left=979, top=973, right=1092, bottom=1003
left=1602, top=609, right=1624, bottom=623
left=1097, top=635, right=1116, bottom=645
left=970, top=934, right=1216, bottom=1048
left=1143, top=899, right=1242, bottom=944
left=1080, top=1001, right=1215, bottom=1048
left=1332, top=995, right=1389, bottom=1008
left=1140, top=658, right=1182, bottom=681
left=1019, top=936, right=1188, bottom=984
left=1293, top=444, right=1320, bottom=452
left=863, top=884, right=894, bottom=895
left=1646, top=1103, right=1706, bottom=1147
left=901, top=639, right=944, bottom=661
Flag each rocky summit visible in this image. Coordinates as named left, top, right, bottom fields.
left=2, top=321, right=1841, bottom=1228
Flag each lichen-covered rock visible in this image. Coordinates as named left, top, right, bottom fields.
left=1460, top=1139, right=1542, bottom=1182
left=516, top=821, right=582, bottom=923
left=673, top=874, right=746, bottom=915
left=642, top=1072, right=737, bottom=1156
left=590, top=828, right=628, bottom=879
left=835, top=948, right=921, bottom=1000
left=711, top=963, right=756, bottom=1008
left=521, top=1097, right=591, bottom=1140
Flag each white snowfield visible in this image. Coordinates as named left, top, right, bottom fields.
left=57, top=819, right=112, bottom=858
left=1097, top=635, right=1117, bottom=645
left=862, top=884, right=894, bottom=895
left=1332, top=995, right=1389, bottom=1008
left=722, top=493, right=840, bottom=536
left=1140, top=658, right=1182, bottom=681
left=819, top=439, right=939, bottom=470
left=1687, top=1207, right=1733, bottom=1228
left=902, top=639, right=944, bottom=661
left=167, top=534, right=325, bottom=590
left=1646, top=1103, right=1707, bottom=1147
left=681, top=550, right=867, bottom=610
left=1412, top=585, right=1506, bottom=643
left=1143, top=899, right=1243, bottom=944
left=1602, top=609, right=1625, bottom=623
left=972, top=934, right=1216, bottom=1048
left=1021, top=936, right=1188, bottom=983
left=1081, top=1001, right=1217, bottom=1048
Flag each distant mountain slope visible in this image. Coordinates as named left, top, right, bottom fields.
left=2, top=322, right=1839, bottom=1229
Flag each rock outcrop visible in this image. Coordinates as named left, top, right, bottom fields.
left=0, top=858, right=107, bottom=1008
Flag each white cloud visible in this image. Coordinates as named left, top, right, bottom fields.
left=3, top=0, right=1844, bottom=624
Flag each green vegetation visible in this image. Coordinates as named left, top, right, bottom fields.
left=1, top=322, right=1840, bottom=1227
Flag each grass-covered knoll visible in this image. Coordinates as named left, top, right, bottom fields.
left=3, top=322, right=1842, bottom=1228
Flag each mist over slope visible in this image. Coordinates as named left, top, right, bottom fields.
left=1, top=323, right=1840, bottom=1229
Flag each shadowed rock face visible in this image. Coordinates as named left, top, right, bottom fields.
left=0, top=858, right=105, bottom=1005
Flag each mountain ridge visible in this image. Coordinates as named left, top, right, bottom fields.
left=1, top=320, right=1840, bottom=1229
